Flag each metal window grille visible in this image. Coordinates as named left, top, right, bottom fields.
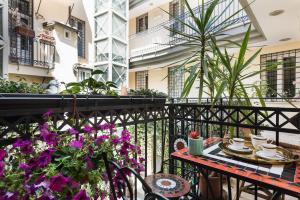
left=8, top=0, right=34, bottom=65
left=135, top=70, right=148, bottom=90
left=261, top=49, right=300, bottom=98
left=169, top=0, right=185, bottom=36
left=136, top=13, right=148, bottom=33
left=70, top=16, right=86, bottom=58
left=168, top=66, right=184, bottom=98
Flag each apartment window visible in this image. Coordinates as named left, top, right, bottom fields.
left=283, top=57, right=296, bottom=97
left=70, top=16, right=86, bottom=58
left=169, top=0, right=184, bottom=36
left=168, top=66, right=184, bottom=98
left=18, top=0, right=29, bottom=15
left=261, top=49, right=300, bottom=98
left=78, top=69, right=91, bottom=82
left=64, top=29, right=71, bottom=40
left=136, top=13, right=148, bottom=33
left=266, top=60, right=277, bottom=98
left=135, top=71, right=148, bottom=90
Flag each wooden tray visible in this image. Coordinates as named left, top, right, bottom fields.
left=219, top=141, right=298, bottom=165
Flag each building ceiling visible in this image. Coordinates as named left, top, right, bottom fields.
left=241, top=0, right=300, bottom=44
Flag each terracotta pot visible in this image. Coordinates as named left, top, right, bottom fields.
left=199, top=173, right=227, bottom=200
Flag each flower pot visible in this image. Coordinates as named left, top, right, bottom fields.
left=188, top=137, right=203, bottom=156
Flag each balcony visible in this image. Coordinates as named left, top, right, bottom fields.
left=0, top=95, right=299, bottom=199
left=9, top=37, right=55, bottom=69
left=129, top=0, right=250, bottom=63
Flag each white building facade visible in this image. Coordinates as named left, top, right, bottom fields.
left=128, top=0, right=300, bottom=102
left=0, top=0, right=130, bottom=88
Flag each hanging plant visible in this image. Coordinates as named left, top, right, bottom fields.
left=0, top=111, right=144, bottom=199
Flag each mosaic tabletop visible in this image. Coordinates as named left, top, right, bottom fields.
left=171, top=138, right=300, bottom=197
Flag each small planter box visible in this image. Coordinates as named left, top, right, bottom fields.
left=0, top=94, right=167, bottom=118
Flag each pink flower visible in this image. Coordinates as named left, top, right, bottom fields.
left=82, top=125, right=94, bottom=133
left=70, top=136, right=84, bottom=149
left=72, top=190, right=90, bottom=200
left=70, top=140, right=83, bottom=149
left=0, top=162, right=5, bottom=176
left=111, top=137, right=121, bottom=145
left=19, top=163, right=30, bottom=170
left=84, top=156, right=94, bottom=170
left=43, top=109, right=54, bottom=118
left=121, top=130, right=131, bottom=142
left=68, top=128, right=79, bottom=135
left=49, top=174, right=69, bottom=192
left=98, top=123, right=115, bottom=130
left=36, top=148, right=55, bottom=168
left=41, top=130, right=58, bottom=146
left=95, top=135, right=109, bottom=145
left=13, top=139, right=33, bottom=154
left=0, top=148, right=6, bottom=161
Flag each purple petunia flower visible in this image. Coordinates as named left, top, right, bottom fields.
left=84, top=156, right=94, bottom=170
left=82, top=125, right=94, bottom=133
left=95, top=135, right=109, bottom=145
left=41, top=130, right=58, bottom=146
left=13, top=139, right=33, bottom=154
left=68, top=128, right=79, bottom=135
left=111, top=137, right=121, bottom=145
left=121, top=130, right=131, bottom=142
left=19, top=163, right=30, bottom=170
left=98, top=123, right=115, bottom=130
left=37, top=192, right=55, bottom=200
left=49, top=174, right=69, bottom=192
left=0, top=161, right=5, bottom=176
left=70, top=136, right=84, bottom=149
left=42, top=109, right=54, bottom=118
left=69, top=140, right=83, bottom=149
left=0, top=148, right=6, bottom=161
left=72, top=189, right=90, bottom=200
left=39, top=123, right=49, bottom=131
left=36, top=148, right=55, bottom=168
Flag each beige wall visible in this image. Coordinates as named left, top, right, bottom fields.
left=9, top=74, right=52, bottom=84
left=4, top=0, right=94, bottom=84
left=129, top=40, right=300, bottom=99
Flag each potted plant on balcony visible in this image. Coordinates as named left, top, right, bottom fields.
left=0, top=111, right=145, bottom=199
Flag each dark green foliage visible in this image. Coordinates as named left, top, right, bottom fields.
left=128, top=88, right=168, bottom=97
left=61, top=70, right=118, bottom=96
left=0, top=78, right=45, bottom=94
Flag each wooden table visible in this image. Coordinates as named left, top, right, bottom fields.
left=171, top=138, right=300, bottom=199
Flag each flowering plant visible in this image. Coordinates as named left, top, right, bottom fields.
left=0, top=111, right=144, bottom=199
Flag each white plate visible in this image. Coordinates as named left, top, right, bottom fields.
left=256, top=151, right=285, bottom=161
left=228, top=145, right=252, bottom=153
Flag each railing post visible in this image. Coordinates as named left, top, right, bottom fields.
left=220, top=98, right=223, bottom=138
left=168, top=98, right=175, bottom=174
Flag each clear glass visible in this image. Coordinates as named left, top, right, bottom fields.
left=112, top=64, right=127, bottom=86
left=95, top=40, right=109, bottom=62
left=112, top=39, right=126, bottom=64
left=112, top=0, right=127, bottom=17
left=112, top=14, right=126, bottom=40
left=95, top=14, right=109, bottom=38
left=95, top=65, right=109, bottom=82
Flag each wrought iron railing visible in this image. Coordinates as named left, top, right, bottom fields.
left=129, top=0, right=249, bottom=59
left=9, top=38, right=55, bottom=69
left=0, top=95, right=299, bottom=199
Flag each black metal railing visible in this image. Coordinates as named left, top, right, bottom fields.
left=0, top=95, right=299, bottom=199
left=9, top=38, right=55, bottom=69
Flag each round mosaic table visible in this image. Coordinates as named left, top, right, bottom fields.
left=144, top=174, right=190, bottom=199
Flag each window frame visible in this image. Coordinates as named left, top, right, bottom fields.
left=136, top=13, right=148, bottom=33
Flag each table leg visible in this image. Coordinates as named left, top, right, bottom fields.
left=199, top=169, right=216, bottom=200
left=227, top=176, right=232, bottom=200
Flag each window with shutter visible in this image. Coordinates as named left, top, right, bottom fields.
left=136, top=13, right=148, bottom=33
